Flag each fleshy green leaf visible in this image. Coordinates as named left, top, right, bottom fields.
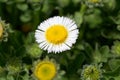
left=17, top=4, right=28, bottom=11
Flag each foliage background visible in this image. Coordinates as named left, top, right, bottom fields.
left=0, top=0, right=120, bottom=80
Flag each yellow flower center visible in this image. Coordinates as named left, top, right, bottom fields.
left=45, top=25, right=68, bottom=44
left=0, top=23, right=3, bottom=38
left=90, top=0, right=99, bottom=3
left=34, top=61, right=56, bottom=80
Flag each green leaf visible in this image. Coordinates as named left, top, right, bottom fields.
left=24, top=32, right=35, bottom=44
left=42, top=0, right=54, bottom=14
left=17, top=3, right=28, bottom=11
left=103, top=0, right=116, bottom=11
left=93, top=45, right=110, bottom=63
left=59, top=77, right=68, bottom=80
left=28, top=0, right=41, bottom=3
left=0, top=77, right=6, bottom=80
left=20, top=11, right=32, bottom=22
left=102, top=30, right=120, bottom=39
left=0, top=0, right=7, bottom=2
left=117, top=25, right=120, bottom=31
left=7, top=75, right=14, bottom=80
left=108, top=59, right=120, bottom=71
left=114, top=76, right=120, bottom=80
left=99, top=46, right=110, bottom=62
left=72, top=0, right=80, bottom=4
left=21, top=74, right=29, bottom=80
left=58, top=0, right=70, bottom=7
left=15, top=0, right=25, bottom=2
left=103, top=66, right=120, bottom=77
left=85, top=9, right=102, bottom=29
left=74, top=12, right=83, bottom=27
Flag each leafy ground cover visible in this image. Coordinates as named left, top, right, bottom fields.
left=0, top=0, right=120, bottom=80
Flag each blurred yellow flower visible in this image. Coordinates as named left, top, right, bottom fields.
left=89, top=0, right=99, bottom=3
left=0, top=19, right=11, bottom=42
left=34, top=60, right=56, bottom=80
left=81, top=0, right=103, bottom=8
left=0, top=23, right=3, bottom=38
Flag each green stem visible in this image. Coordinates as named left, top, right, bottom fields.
left=80, top=4, right=87, bottom=15
left=32, top=10, right=40, bottom=30
left=78, top=4, right=87, bottom=39
left=0, top=3, right=3, bottom=17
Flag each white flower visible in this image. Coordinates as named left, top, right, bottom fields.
left=35, top=16, right=79, bottom=53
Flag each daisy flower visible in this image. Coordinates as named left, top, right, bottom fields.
left=0, top=18, right=11, bottom=42
left=33, top=57, right=61, bottom=80
left=81, top=64, right=102, bottom=80
left=32, top=57, right=65, bottom=80
left=81, top=0, right=103, bottom=8
left=0, top=22, right=3, bottom=38
left=35, top=16, right=79, bottom=53
left=34, top=61, right=56, bottom=80
left=89, top=0, right=100, bottom=3
left=112, top=40, right=120, bottom=56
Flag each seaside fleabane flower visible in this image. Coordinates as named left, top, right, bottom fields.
left=0, top=18, right=11, bottom=42
left=111, top=40, right=120, bottom=56
left=81, top=65, right=102, bottom=80
left=35, top=16, right=79, bottom=53
left=89, top=0, right=99, bottom=3
left=0, top=23, right=3, bottom=38
left=81, top=0, right=103, bottom=8
left=33, top=59, right=57, bottom=80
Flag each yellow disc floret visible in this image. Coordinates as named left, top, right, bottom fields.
left=45, top=25, right=68, bottom=44
left=0, top=23, right=3, bottom=38
left=34, top=61, right=56, bottom=80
